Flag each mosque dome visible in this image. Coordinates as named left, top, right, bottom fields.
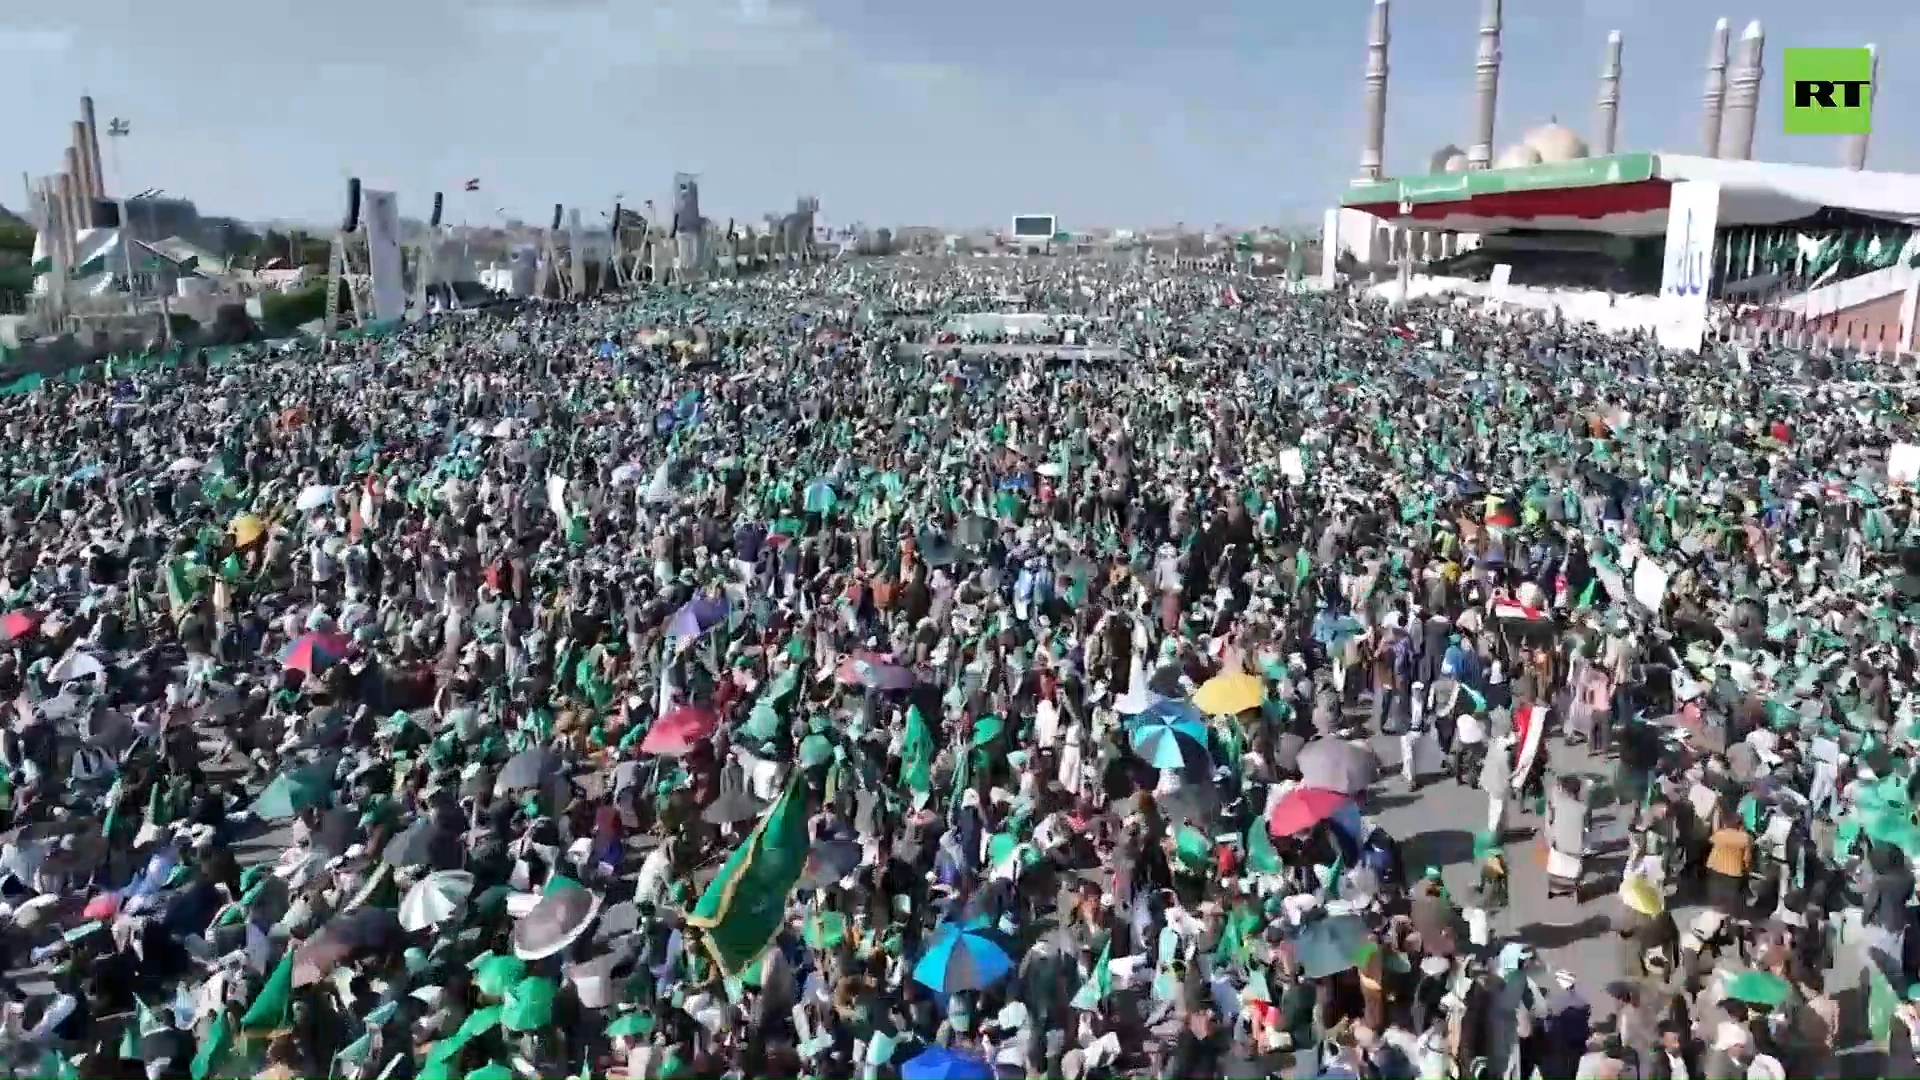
left=1521, top=120, right=1591, bottom=163
left=1428, top=144, right=1468, bottom=174
left=1494, top=143, right=1544, bottom=170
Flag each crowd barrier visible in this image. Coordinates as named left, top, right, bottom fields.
left=1710, top=306, right=1917, bottom=358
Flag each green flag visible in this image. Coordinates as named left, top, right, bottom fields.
left=1071, top=940, right=1113, bottom=1010
left=685, top=774, right=811, bottom=976
left=901, top=705, right=934, bottom=798
left=240, top=948, right=295, bottom=1032
left=101, top=777, right=125, bottom=839
left=191, top=1014, right=232, bottom=1080
left=164, top=558, right=196, bottom=620
left=1576, top=579, right=1598, bottom=610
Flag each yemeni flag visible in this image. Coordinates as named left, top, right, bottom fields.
left=1491, top=600, right=1547, bottom=622
left=686, top=773, right=811, bottom=975
left=1510, top=702, right=1546, bottom=792
left=464, top=178, right=481, bottom=192
left=1493, top=599, right=1555, bottom=648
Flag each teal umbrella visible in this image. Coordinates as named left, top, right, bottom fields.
left=1723, top=969, right=1792, bottom=1008
left=251, top=761, right=334, bottom=821
left=470, top=953, right=527, bottom=997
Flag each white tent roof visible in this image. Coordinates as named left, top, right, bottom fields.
left=1654, top=155, right=1920, bottom=225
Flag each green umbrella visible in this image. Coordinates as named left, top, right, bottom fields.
left=427, top=1006, right=502, bottom=1063
left=467, top=1064, right=514, bottom=1080
left=250, top=762, right=333, bottom=821
left=606, top=1012, right=655, bottom=1038
left=471, top=953, right=528, bottom=997
left=502, top=975, right=557, bottom=1031
left=1723, top=969, right=1792, bottom=1008
left=798, top=734, right=832, bottom=769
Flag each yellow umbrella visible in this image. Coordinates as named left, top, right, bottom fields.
left=1619, top=873, right=1663, bottom=917
left=230, top=514, right=266, bottom=548
left=1192, top=670, right=1263, bottom=716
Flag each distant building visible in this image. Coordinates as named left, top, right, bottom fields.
left=118, top=197, right=200, bottom=245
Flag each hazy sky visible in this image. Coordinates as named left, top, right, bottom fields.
left=4, top=0, right=1915, bottom=230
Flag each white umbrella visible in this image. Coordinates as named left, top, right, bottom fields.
left=399, top=869, right=475, bottom=932
left=49, top=651, right=105, bottom=683
left=644, top=460, right=673, bottom=504
left=296, top=485, right=336, bottom=511
left=167, top=457, right=203, bottom=474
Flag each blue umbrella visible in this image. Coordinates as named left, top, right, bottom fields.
left=1129, top=715, right=1211, bottom=771
left=913, top=923, right=1014, bottom=994
left=900, top=1047, right=994, bottom=1080
left=665, top=593, right=729, bottom=641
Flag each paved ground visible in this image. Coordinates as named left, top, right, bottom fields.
left=1363, top=717, right=1884, bottom=1076
left=1362, top=724, right=1643, bottom=986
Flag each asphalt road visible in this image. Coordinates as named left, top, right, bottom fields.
left=1361, top=717, right=1881, bottom=1075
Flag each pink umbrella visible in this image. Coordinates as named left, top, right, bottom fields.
left=0, top=611, right=39, bottom=644
left=280, top=631, right=351, bottom=674
left=639, top=705, right=719, bottom=756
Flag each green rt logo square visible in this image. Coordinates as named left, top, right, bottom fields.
left=1784, top=47, right=1872, bottom=134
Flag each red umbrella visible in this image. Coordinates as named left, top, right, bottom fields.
left=83, top=891, right=120, bottom=920
left=639, top=705, right=718, bottom=756
left=0, top=611, right=39, bottom=644
left=1266, top=786, right=1355, bottom=837
left=833, top=650, right=889, bottom=685
left=280, top=630, right=351, bottom=674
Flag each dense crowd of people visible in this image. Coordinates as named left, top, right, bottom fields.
left=0, top=259, right=1916, bottom=1079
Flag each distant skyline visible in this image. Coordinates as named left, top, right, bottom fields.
left=4, top=0, right=1916, bottom=230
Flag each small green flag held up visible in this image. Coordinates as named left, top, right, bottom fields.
left=1071, top=940, right=1113, bottom=1010
left=240, top=948, right=296, bottom=1032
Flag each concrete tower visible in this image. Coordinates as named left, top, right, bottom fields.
left=1720, top=20, right=1764, bottom=160
left=60, top=148, right=82, bottom=237
left=1467, top=0, right=1503, bottom=170
left=672, top=173, right=703, bottom=275
left=1844, top=44, right=1878, bottom=170
left=1595, top=32, right=1623, bottom=155
left=79, top=96, right=106, bottom=201
left=1357, top=0, right=1390, bottom=183
left=1701, top=18, right=1730, bottom=159
left=70, top=121, right=98, bottom=226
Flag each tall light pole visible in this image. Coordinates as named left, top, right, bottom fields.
left=104, top=117, right=131, bottom=195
